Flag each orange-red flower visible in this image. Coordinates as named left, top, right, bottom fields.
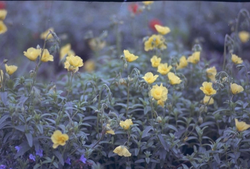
left=128, top=3, right=140, bottom=15
left=149, top=19, right=162, bottom=32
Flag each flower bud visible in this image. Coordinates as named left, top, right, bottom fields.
left=198, top=116, right=203, bottom=124
left=156, top=116, right=162, bottom=123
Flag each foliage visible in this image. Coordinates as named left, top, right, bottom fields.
left=1, top=2, right=250, bottom=169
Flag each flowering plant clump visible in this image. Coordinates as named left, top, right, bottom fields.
left=1, top=3, right=250, bottom=169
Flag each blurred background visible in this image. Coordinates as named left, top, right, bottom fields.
left=1, top=1, right=250, bottom=81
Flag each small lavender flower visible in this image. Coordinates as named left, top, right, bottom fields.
left=15, top=146, right=20, bottom=152
left=65, top=157, right=71, bottom=165
left=29, top=154, right=36, bottom=162
left=36, top=149, right=43, bottom=157
left=0, top=165, right=6, bottom=169
left=80, top=154, right=86, bottom=164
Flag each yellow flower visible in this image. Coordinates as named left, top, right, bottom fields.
left=143, top=1, right=153, bottom=5
left=203, top=95, right=214, bottom=105
left=120, top=119, right=133, bottom=130
left=0, top=9, right=7, bottom=20
left=176, top=56, right=188, bottom=70
left=230, top=83, right=244, bottom=95
left=235, top=119, right=250, bottom=132
left=150, top=55, right=161, bottom=67
left=64, top=55, right=84, bottom=73
left=60, top=44, right=75, bottom=61
left=154, top=25, right=171, bottom=35
left=150, top=83, right=168, bottom=101
left=113, top=146, right=131, bottom=157
left=23, top=47, right=41, bottom=61
left=206, top=66, right=217, bottom=81
left=187, top=51, right=200, bottom=64
left=144, top=34, right=166, bottom=51
left=105, top=124, right=115, bottom=135
left=167, top=72, right=182, bottom=85
left=5, top=64, right=18, bottom=75
left=157, top=99, right=165, bottom=107
left=142, top=72, right=158, bottom=84
left=41, top=49, right=53, bottom=62
left=238, top=31, right=250, bottom=43
left=123, top=50, right=138, bottom=62
left=200, top=82, right=217, bottom=96
left=0, top=20, right=7, bottom=34
left=157, top=63, right=172, bottom=75
left=40, top=28, right=54, bottom=40
left=51, top=130, right=69, bottom=149
left=231, top=54, right=243, bottom=64
left=84, top=60, right=95, bottom=72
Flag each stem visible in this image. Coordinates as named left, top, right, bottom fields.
left=126, top=82, right=130, bottom=118
left=222, top=35, right=228, bottom=71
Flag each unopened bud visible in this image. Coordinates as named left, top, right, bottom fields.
left=156, top=116, right=162, bottom=123
left=198, top=116, right=203, bottom=124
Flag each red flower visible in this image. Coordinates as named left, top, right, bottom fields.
left=128, top=3, right=140, bottom=15
left=0, top=1, right=6, bottom=9
left=149, top=19, right=162, bottom=31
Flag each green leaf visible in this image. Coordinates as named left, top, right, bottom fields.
left=25, top=133, right=33, bottom=147
left=53, top=162, right=59, bottom=168
left=157, top=134, right=169, bottom=151
left=54, top=151, right=64, bottom=165
left=142, top=126, right=154, bottom=138
left=36, top=124, right=43, bottom=134
left=33, top=164, right=41, bottom=169
left=0, top=92, right=8, bottom=106
left=14, top=142, right=30, bottom=159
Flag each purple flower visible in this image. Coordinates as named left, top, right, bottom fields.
left=65, top=157, right=71, bottom=165
left=0, top=165, right=6, bottom=169
left=29, top=154, right=36, bottom=162
left=15, top=146, right=20, bottom=152
left=36, top=149, right=43, bottom=157
left=80, top=154, right=86, bottom=164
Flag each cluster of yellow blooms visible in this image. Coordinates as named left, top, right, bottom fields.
left=24, top=47, right=54, bottom=62
left=0, top=8, right=7, bottom=34
left=104, top=119, right=133, bottom=157
left=200, top=52, right=245, bottom=105
left=0, top=9, right=18, bottom=82
left=144, top=24, right=170, bottom=51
